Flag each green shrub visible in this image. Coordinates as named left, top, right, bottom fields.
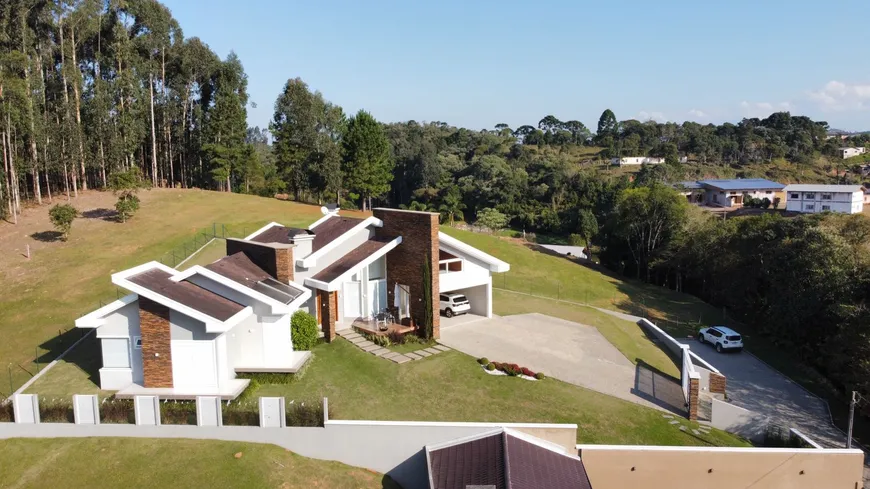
left=100, top=398, right=134, bottom=424
left=285, top=400, right=330, bottom=427
left=486, top=363, right=496, bottom=371
left=236, top=371, right=299, bottom=385
left=236, top=379, right=261, bottom=402
left=115, top=194, right=140, bottom=222
left=222, top=399, right=260, bottom=426
left=534, top=372, right=546, bottom=380
left=291, top=310, right=318, bottom=350
left=48, top=204, right=77, bottom=241
left=160, top=400, right=197, bottom=425
left=477, top=357, right=489, bottom=365
left=387, top=331, right=406, bottom=345
left=39, top=400, right=74, bottom=423
left=0, top=400, right=14, bottom=422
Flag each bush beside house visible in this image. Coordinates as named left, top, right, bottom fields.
left=291, top=311, right=318, bottom=350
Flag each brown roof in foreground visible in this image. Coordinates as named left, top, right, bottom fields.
left=311, top=237, right=394, bottom=283
left=311, top=216, right=364, bottom=252
left=128, top=269, right=245, bottom=321
left=427, top=431, right=593, bottom=489
left=205, top=252, right=272, bottom=290
left=250, top=225, right=311, bottom=245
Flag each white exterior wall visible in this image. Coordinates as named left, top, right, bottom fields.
left=841, top=147, right=866, bottom=159
left=261, top=314, right=293, bottom=365
left=786, top=190, right=864, bottom=214
left=450, top=281, right=491, bottom=317
left=611, top=157, right=665, bottom=166
left=95, top=301, right=142, bottom=389
left=225, top=314, right=265, bottom=373
left=438, top=250, right=491, bottom=293
left=169, top=310, right=221, bottom=389
left=704, top=189, right=776, bottom=207
left=295, top=227, right=375, bottom=282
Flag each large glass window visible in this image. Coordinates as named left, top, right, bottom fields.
left=367, top=256, right=385, bottom=280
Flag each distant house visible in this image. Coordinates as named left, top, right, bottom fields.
left=610, top=156, right=665, bottom=166
left=864, top=187, right=870, bottom=205
left=839, top=147, right=867, bottom=159
left=674, top=181, right=705, bottom=203
left=694, top=179, right=785, bottom=208
left=784, top=184, right=864, bottom=214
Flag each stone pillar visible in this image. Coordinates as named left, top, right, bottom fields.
left=372, top=208, right=440, bottom=339
left=709, top=372, right=727, bottom=395
left=139, top=297, right=173, bottom=388
left=321, top=290, right=337, bottom=342
left=688, top=377, right=700, bottom=421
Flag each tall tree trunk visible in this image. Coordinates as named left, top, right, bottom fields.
left=23, top=17, right=41, bottom=204
left=6, top=117, right=21, bottom=220
left=149, top=72, right=158, bottom=187
left=39, top=48, right=52, bottom=202
left=70, top=25, right=87, bottom=191
left=44, top=135, right=52, bottom=202
left=99, top=140, right=106, bottom=186
left=2, top=129, right=14, bottom=224
left=59, top=18, right=77, bottom=198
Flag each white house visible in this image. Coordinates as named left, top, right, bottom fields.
left=784, top=184, right=864, bottom=214
left=76, top=207, right=509, bottom=399
left=839, top=147, right=866, bottom=159
left=610, top=157, right=665, bottom=166
left=696, top=179, right=785, bottom=208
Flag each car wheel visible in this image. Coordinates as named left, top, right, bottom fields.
left=445, top=309, right=454, bottom=318
left=698, top=335, right=705, bottom=344
left=716, top=343, right=722, bottom=353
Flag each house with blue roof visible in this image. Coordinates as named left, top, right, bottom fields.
left=675, top=178, right=786, bottom=208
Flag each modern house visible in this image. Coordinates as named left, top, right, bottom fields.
left=784, top=184, right=864, bottom=214
left=839, top=147, right=866, bottom=159
left=75, top=207, right=509, bottom=399
left=425, top=428, right=593, bottom=489
left=693, top=178, right=785, bottom=207
left=610, top=156, right=665, bottom=166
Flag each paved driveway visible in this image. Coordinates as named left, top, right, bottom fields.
left=682, top=339, right=846, bottom=448
left=440, top=313, right=685, bottom=414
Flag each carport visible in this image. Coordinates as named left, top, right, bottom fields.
left=440, top=283, right=491, bottom=318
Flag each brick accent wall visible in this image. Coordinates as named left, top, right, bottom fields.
left=688, top=377, right=700, bottom=421
left=139, top=297, right=173, bottom=388
left=710, top=372, right=727, bottom=394
left=373, top=208, right=440, bottom=339
left=320, top=290, right=338, bottom=342
left=226, top=238, right=294, bottom=282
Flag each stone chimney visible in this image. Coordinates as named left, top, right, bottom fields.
left=226, top=238, right=294, bottom=283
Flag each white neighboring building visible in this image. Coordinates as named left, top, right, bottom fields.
left=610, top=157, right=666, bottom=166
left=839, top=147, right=866, bottom=159
left=784, top=184, right=864, bottom=214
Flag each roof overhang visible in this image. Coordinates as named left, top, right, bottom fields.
left=75, top=293, right=139, bottom=328
left=304, top=236, right=402, bottom=291
left=438, top=232, right=510, bottom=273
left=111, top=261, right=254, bottom=333
left=244, top=221, right=284, bottom=240
left=297, top=216, right=384, bottom=269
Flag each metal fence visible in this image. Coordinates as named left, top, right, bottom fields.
left=156, top=223, right=252, bottom=269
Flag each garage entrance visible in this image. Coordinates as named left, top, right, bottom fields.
left=439, top=283, right=491, bottom=318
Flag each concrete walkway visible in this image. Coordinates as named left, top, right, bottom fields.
left=439, top=313, right=685, bottom=414
left=336, top=329, right=450, bottom=363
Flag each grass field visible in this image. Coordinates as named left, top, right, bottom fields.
left=256, top=339, right=748, bottom=447
left=493, top=290, right=679, bottom=378
left=179, top=237, right=229, bottom=269
left=0, top=437, right=397, bottom=489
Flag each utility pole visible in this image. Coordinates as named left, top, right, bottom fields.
left=847, top=391, right=857, bottom=449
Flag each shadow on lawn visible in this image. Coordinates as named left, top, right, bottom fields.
left=30, top=230, right=63, bottom=242
left=81, top=208, right=119, bottom=222
left=32, top=328, right=101, bottom=386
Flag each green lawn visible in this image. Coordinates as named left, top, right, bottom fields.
left=494, top=289, right=680, bottom=378
left=0, top=437, right=397, bottom=489
left=257, top=340, right=748, bottom=447
left=178, top=237, right=228, bottom=269
left=23, top=332, right=112, bottom=398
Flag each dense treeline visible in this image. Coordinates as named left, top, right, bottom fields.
left=0, top=0, right=260, bottom=223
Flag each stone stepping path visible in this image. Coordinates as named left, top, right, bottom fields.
left=336, top=329, right=451, bottom=364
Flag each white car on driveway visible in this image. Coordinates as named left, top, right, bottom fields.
left=440, top=293, right=470, bottom=318
left=698, top=326, right=743, bottom=353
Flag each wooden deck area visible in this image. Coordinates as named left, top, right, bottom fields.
left=352, top=318, right=416, bottom=336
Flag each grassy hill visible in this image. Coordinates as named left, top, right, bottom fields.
left=0, top=438, right=397, bottom=488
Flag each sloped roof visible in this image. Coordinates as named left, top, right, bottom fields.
left=311, top=237, right=394, bottom=283
left=249, top=226, right=311, bottom=244
left=311, top=216, right=365, bottom=251
left=699, top=178, right=785, bottom=191
left=205, top=252, right=272, bottom=289
left=426, top=429, right=592, bottom=489
left=127, top=269, right=244, bottom=321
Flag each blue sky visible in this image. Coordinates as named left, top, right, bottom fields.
left=163, top=0, right=870, bottom=132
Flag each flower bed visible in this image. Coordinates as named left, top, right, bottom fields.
left=477, top=358, right=545, bottom=381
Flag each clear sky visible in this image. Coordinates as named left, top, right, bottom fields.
left=162, top=0, right=870, bottom=132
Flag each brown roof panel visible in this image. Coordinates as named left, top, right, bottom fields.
left=311, top=237, right=393, bottom=284
left=128, top=269, right=244, bottom=321
left=429, top=433, right=507, bottom=489
left=250, top=225, right=311, bottom=244
left=205, top=252, right=272, bottom=289
left=427, top=431, right=592, bottom=489
left=311, top=216, right=365, bottom=252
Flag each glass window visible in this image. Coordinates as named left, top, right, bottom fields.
left=791, top=193, right=799, bottom=199
left=821, top=193, right=832, bottom=200
left=133, top=336, right=142, bottom=349
left=806, top=204, right=815, bottom=211
left=822, top=205, right=831, bottom=211
left=367, top=256, right=385, bottom=280
left=806, top=193, right=815, bottom=199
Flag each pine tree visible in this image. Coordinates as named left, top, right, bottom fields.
left=342, top=110, right=393, bottom=211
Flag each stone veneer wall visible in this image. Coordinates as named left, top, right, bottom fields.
left=372, top=208, right=440, bottom=339
left=139, top=297, right=173, bottom=388
left=226, top=238, right=293, bottom=282
left=688, top=377, right=700, bottom=421
left=710, top=372, right=727, bottom=394
left=321, top=290, right=338, bottom=342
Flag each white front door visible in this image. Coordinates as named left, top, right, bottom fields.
left=343, top=281, right=362, bottom=318
left=171, top=341, right=217, bottom=389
